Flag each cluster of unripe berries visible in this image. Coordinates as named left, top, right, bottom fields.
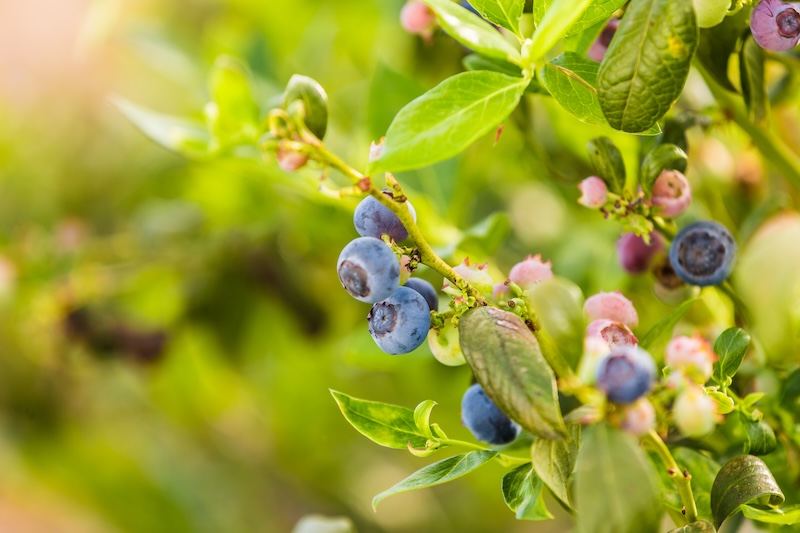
left=337, top=193, right=437, bottom=355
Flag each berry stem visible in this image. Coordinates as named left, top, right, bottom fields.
left=313, top=143, right=486, bottom=304
left=696, top=61, right=800, bottom=192
left=440, top=438, right=530, bottom=466
left=642, top=429, right=699, bottom=525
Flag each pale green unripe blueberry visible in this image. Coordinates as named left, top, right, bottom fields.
left=693, top=0, right=730, bottom=29
left=673, top=386, right=717, bottom=437
left=427, top=321, right=466, bottom=366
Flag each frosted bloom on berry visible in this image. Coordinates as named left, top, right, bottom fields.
left=584, top=291, right=639, bottom=327
left=586, top=319, right=638, bottom=350
left=751, top=0, right=800, bottom=52
left=617, top=232, right=664, bottom=275
left=453, top=258, right=494, bottom=295
left=673, top=385, right=717, bottom=438
left=651, top=169, right=691, bottom=217
left=400, top=1, right=437, bottom=39
left=508, top=254, right=553, bottom=290
left=620, top=398, right=656, bottom=437
left=577, top=176, right=608, bottom=208
left=666, top=335, right=716, bottom=383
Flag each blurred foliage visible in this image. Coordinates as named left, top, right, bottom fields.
left=0, top=0, right=798, bottom=532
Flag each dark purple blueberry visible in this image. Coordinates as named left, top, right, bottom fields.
left=669, top=221, right=737, bottom=287
left=353, top=192, right=416, bottom=242
left=337, top=237, right=400, bottom=303
left=461, top=383, right=521, bottom=445
left=367, top=286, right=431, bottom=354
left=403, top=278, right=438, bottom=311
left=596, top=347, right=656, bottom=404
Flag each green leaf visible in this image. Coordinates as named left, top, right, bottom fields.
left=540, top=54, right=661, bottom=135
left=459, top=307, right=567, bottom=440
left=369, top=71, right=527, bottom=173
left=712, top=328, right=751, bottom=385
left=422, top=0, right=521, bottom=64
left=524, top=278, right=586, bottom=370
left=587, top=137, right=625, bottom=194
left=529, top=0, right=593, bottom=62
left=563, top=17, right=606, bottom=56
left=741, top=414, right=777, bottom=456
left=112, top=96, right=211, bottom=159
left=462, top=54, right=522, bottom=77
left=208, top=55, right=259, bottom=143
left=285, top=74, right=329, bottom=140
left=531, top=423, right=580, bottom=508
left=437, top=212, right=511, bottom=260
left=740, top=33, right=769, bottom=124
left=502, top=463, right=554, bottom=520
left=639, top=143, right=688, bottom=196
left=597, top=0, right=698, bottom=133
left=413, top=400, right=437, bottom=439
left=741, top=504, right=800, bottom=525
left=372, top=451, right=497, bottom=509
left=696, top=9, right=748, bottom=93
left=533, top=0, right=626, bottom=37
left=574, top=423, right=661, bottom=533
left=668, top=521, right=716, bottom=533
left=710, top=454, right=785, bottom=528
left=639, top=298, right=698, bottom=350
left=330, top=390, right=429, bottom=449
left=467, top=0, right=524, bottom=37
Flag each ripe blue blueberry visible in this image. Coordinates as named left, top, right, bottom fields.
left=353, top=192, right=416, bottom=242
left=461, top=383, right=521, bottom=445
left=596, top=346, right=657, bottom=404
left=669, top=221, right=737, bottom=287
left=367, top=286, right=431, bottom=354
left=403, top=278, right=438, bottom=311
left=337, top=237, right=400, bottom=303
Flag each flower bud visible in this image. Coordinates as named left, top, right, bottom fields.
left=651, top=169, right=691, bottom=218
left=508, top=254, right=553, bottom=290
left=673, top=385, right=717, bottom=438
left=577, top=176, right=608, bottom=208
left=584, top=291, right=639, bottom=328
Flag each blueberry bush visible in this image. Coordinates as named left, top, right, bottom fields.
left=4, top=0, right=800, bottom=531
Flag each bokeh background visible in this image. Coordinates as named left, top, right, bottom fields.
left=1, top=0, right=798, bottom=532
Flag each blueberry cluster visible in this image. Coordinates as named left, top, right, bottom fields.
left=337, top=194, right=436, bottom=355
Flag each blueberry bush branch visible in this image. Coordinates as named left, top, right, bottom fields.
left=642, top=429, right=700, bottom=525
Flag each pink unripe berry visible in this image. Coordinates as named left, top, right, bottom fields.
left=620, top=398, right=656, bottom=437
left=751, top=0, right=800, bottom=52
left=508, top=254, right=553, bottom=290
left=577, top=176, right=608, bottom=208
left=587, top=18, right=620, bottom=62
left=673, top=385, right=717, bottom=438
left=651, top=169, right=691, bottom=217
left=584, top=291, right=639, bottom=328
left=276, top=144, right=309, bottom=171
left=400, top=1, right=437, bottom=38
left=617, top=232, right=664, bottom=275
left=665, top=334, right=716, bottom=383
left=585, top=319, right=638, bottom=350
left=453, top=258, right=494, bottom=295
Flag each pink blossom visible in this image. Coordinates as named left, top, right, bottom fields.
left=577, top=176, right=608, bottom=208
left=651, top=169, right=691, bottom=217
left=584, top=291, right=639, bottom=327
left=508, top=254, right=553, bottom=290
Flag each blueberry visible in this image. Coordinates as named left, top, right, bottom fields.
left=596, top=346, right=656, bottom=404
left=587, top=18, right=620, bottom=62
left=669, top=221, right=737, bottom=287
left=403, top=278, right=439, bottom=311
left=616, top=232, right=664, bottom=275
left=337, top=237, right=400, bottom=303
left=461, top=383, right=521, bottom=445
left=367, top=286, right=431, bottom=354
left=751, top=0, right=800, bottom=51
left=353, top=192, right=416, bottom=242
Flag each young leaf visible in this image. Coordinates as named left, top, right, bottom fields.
left=534, top=0, right=627, bottom=36
left=574, top=423, right=661, bottom=533
left=413, top=400, right=437, bottom=439
left=706, top=390, right=735, bottom=415
left=597, top=0, right=698, bottom=133
left=667, top=521, right=716, bottom=533
left=330, top=390, right=429, bottom=449
left=639, top=143, right=688, bottom=196
left=741, top=415, right=777, bottom=456
left=710, top=454, right=785, bottom=528
left=208, top=55, right=259, bottom=143
left=740, top=33, right=769, bottom=124
left=467, top=0, right=524, bottom=37
left=502, top=463, right=554, bottom=520
left=531, top=423, right=580, bottom=508
left=284, top=74, right=329, bottom=140
left=112, top=96, right=211, bottom=159
left=372, top=451, right=497, bottom=509
left=528, top=0, right=593, bottom=63
left=740, top=504, right=800, bottom=525
left=368, top=71, right=528, bottom=173
left=638, top=298, right=698, bottom=350
left=421, top=0, right=521, bottom=64
left=459, top=307, right=567, bottom=440
left=540, top=54, right=661, bottom=135
left=712, top=328, right=751, bottom=385
left=587, top=137, right=625, bottom=194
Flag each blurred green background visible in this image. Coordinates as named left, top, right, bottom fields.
left=0, top=0, right=798, bottom=532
